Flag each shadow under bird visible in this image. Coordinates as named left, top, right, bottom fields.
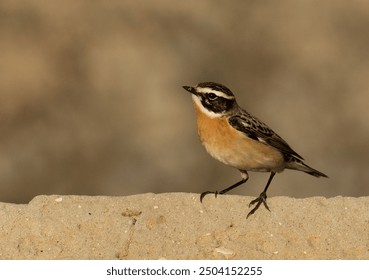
left=183, top=82, right=328, bottom=218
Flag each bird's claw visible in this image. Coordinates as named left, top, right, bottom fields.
left=200, top=190, right=219, bottom=203
left=246, top=191, right=270, bottom=218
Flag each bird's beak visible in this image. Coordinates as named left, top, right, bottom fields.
left=183, top=86, right=197, bottom=95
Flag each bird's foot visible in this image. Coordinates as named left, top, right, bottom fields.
left=246, top=191, right=270, bottom=219
left=200, top=190, right=219, bottom=202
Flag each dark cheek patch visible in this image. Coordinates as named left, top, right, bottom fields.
left=200, top=94, right=235, bottom=114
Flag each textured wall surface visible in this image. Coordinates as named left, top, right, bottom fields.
left=1, top=194, right=368, bottom=260
left=1, top=1, right=369, bottom=203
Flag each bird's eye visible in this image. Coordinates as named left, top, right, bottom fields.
left=208, top=93, right=218, bottom=100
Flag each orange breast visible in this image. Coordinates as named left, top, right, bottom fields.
left=194, top=106, right=285, bottom=172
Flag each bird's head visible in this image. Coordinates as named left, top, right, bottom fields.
left=183, top=82, right=237, bottom=117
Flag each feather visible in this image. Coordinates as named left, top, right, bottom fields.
left=228, top=109, right=304, bottom=160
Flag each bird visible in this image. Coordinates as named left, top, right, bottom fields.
left=183, top=82, right=328, bottom=218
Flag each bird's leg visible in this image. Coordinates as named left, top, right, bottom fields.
left=200, top=171, right=249, bottom=202
left=247, top=172, right=276, bottom=218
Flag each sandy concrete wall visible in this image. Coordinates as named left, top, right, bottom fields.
left=0, top=194, right=368, bottom=259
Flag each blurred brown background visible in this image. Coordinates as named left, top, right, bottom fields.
left=1, top=0, right=368, bottom=203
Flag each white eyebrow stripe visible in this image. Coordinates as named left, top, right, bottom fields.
left=196, top=87, right=234, bottom=99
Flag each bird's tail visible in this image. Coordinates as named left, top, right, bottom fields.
left=286, top=157, right=328, bottom=178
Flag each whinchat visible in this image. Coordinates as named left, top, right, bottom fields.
left=183, top=82, right=327, bottom=218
